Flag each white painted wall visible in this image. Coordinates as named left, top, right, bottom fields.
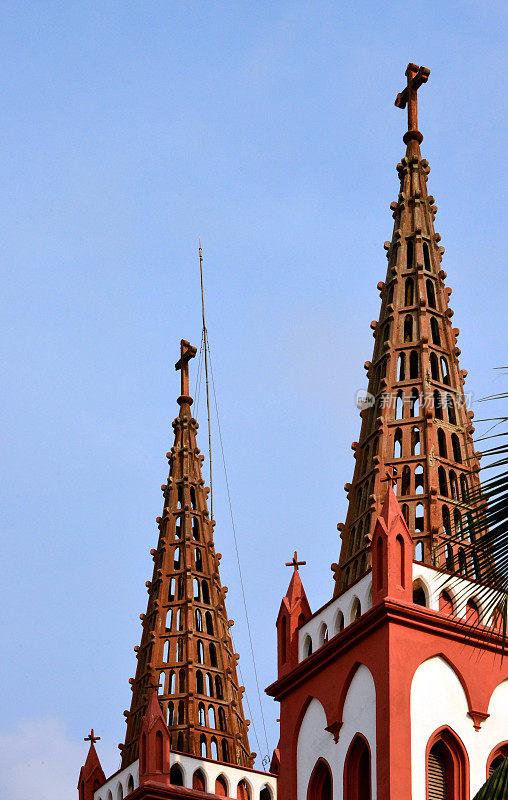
left=296, top=664, right=376, bottom=800
left=94, top=753, right=276, bottom=799
left=410, top=656, right=508, bottom=799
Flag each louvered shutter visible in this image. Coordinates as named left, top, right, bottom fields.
left=428, top=749, right=446, bottom=800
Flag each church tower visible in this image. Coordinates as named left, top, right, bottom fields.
left=267, top=65, right=508, bottom=800
left=78, top=340, right=276, bottom=800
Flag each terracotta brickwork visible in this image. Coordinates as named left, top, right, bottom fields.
left=121, top=341, right=253, bottom=770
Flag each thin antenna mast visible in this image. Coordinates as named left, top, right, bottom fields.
left=199, top=239, right=214, bottom=522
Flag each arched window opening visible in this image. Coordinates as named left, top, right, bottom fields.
left=410, top=350, right=419, bottom=379
left=170, top=764, right=184, bottom=786
left=169, top=671, right=176, bottom=693
left=442, top=505, right=452, bottom=538
left=196, top=670, right=204, bottom=694
left=413, top=580, right=427, bottom=606
left=398, top=352, right=406, bottom=381
left=460, top=475, right=469, bottom=502
left=387, top=282, right=394, bottom=304
left=488, top=745, right=508, bottom=775
left=201, top=581, right=210, bottom=604
left=467, top=512, right=476, bottom=543
left=177, top=576, right=185, bottom=600
left=308, top=758, right=333, bottom=800
left=193, top=578, right=200, bottom=601
left=200, top=735, right=208, bottom=758
left=449, top=471, right=459, bottom=501
left=176, top=608, right=184, bottom=631
left=205, top=611, right=214, bottom=635
left=215, top=675, right=224, bottom=699
left=197, top=639, right=204, bottom=664
left=394, top=428, right=403, bottom=459
left=446, top=544, right=454, bottom=571
left=176, top=733, right=183, bottom=751
left=451, top=434, right=462, bottom=463
left=351, top=598, right=362, bottom=622
left=415, top=503, right=424, bottom=533
left=177, top=700, right=185, bottom=725
left=404, top=314, right=413, bottom=343
left=194, top=548, right=203, bottom=572
left=415, top=541, right=424, bottom=562
left=155, top=731, right=163, bottom=773
left=426, top=279, right=436, bottom=309
left=218, top=706, right=227, bottom=731
left=438, top=466, right=448, bottom=496
left=454, top=510, right=464, bottom=539
left=303, top=635, right=313, bottom=658
left=173, top=547, right=181, bottom=571
left=430, top=317, right=441, bottom=345
left=167, top=701, right=174, bottom=726
left=178, top=669, right=185, bottom=693
left=401, top=465, right=411, bottom=496
left=221, top=738, right=229, bottom=761
left=159, top=671, right=165, bottom=695
left=363, top=444, right=370, bottom=474
left=175, top=516, right=182, bottom=539
left=438, top=429, right=448, bottom=460
left=260, top=785, right=272, bottom=800
left=164, top=639, right=170, bottom=661
left=208, top=705, right=216, bottom=729
left=177, top=486, right=184, bottom=508
left=440, top=356, right=450, bottom=386
left=193, top=770, right=206, bottom=792
left=190, top=486, right=197, bottom=509
left=396, top=390, right=404, bottom=420
left=237, top=779, right=251, bottom=800
left=382, top=322, right=390, bottom=344
left=415, top=463, right=424, bottom=494
left=176, top=638, right=184, bottom=662
left=168, top=579, right=175, bottom=602
left=439, top=590, right=454, bottom=615
left=343, top=736, right=371, bottom=800
left=192, top=516, right=200, bottom=540
left=401, top=503, right=409, bottom=525
left=472, top=551, right=481, bottom=580
left=335, top=610, right=345, bottom=634
left=427, top=730, right=467, bottom=800
left=215, top=775, right=228, bottom=797
left=195, top=608, right=203, bottom=632
left=411, top=426, right=421, bottom=456
left=406, top=239, right=414, bottom=270
left=466, top=599, right=480, bottom=625
left=210, top=738, right=219, bottom=760
left=127, top=775, right=134, bottom=794
left=405, top=277, right=414, bottom=306
left=319, top=623, right=329, bottom=647
left=430, top=352, right=439, bottom=381
left=423, top=241, right=432, bottom=271
left=446, top=395, right=456, bottom=425
left=409, top=388, right=419, bottom=417
left=209, top=642, right=218, bottom=667
left=206, top=672, right=214, bottom=697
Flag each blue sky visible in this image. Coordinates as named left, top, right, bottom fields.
left=1, top=1, right=507, bottom=796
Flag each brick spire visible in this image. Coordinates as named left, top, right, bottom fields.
left=121, top=340, right=254, bottom=769
left=333, top=64, right=486, bottom=594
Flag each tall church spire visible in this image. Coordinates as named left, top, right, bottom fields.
left=121, top=340, right=254, bottom=769
left=334, top=64, right=485, bottom=594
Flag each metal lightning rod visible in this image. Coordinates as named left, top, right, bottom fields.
left=199, top=239, right=214, bottom=523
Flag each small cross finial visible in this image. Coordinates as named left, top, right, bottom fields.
left=175, top=339, right=197, bottom=400
left=148, top=677, right=162, bottom=693
left=84, top=729, right=100, bottom=745
left=381, top=466, right=398, bottom=489
left=285, top=551, right=306, bottom=572
left=395, top=63, right=430, bottom=141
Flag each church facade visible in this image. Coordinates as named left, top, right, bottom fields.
left=78, top=65, right=508, bottom=800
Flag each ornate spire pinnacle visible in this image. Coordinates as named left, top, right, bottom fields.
left=121, top=341, right=254, bottom=769
left=333, top=66, right=487, bottom=595
left=78, top=731, right=106, bottom=800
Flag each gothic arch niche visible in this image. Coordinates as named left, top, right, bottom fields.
left=487, top=742, right=508, bottom=776
left=307, top=758, right=332, bottom=800
left=426, top=727, right=468, bottom=800
left=192, top=769, right=206, bottom=791
left=343, top=734, right=371, bottom=800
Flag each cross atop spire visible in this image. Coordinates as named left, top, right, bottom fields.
left=285, top=551, right=306, bottom=572
left=381, top=466, right=398, bottom=489
left=84, top=729, right=100, bottom=745
left=175, top=339, right=197, bottom=402
left=395, top=63, right=430, bottom=144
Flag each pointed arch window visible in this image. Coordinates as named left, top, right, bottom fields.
left=427, top=728, right=467, bottom=800
left=430, top=317, right=441, bottom=345
left=237, top=779, right=250, bottom=800
left=158, top=671, right=166, bottom=695
left=405, top=277, right=414, bottom=306
left=440, top=356, right=450, bottom=385
left=401, top=465, right=411, bottom=496
left=217, top=706, right=227, bottom=731
left=194, top=547, right=203, bottom=572
left=195, top=608, right=203, bottom=632
left=406, top=238, right=414, bottom=270
left=446, top=395, right=456, bottom=425
left=396, top=390, right=404, bottom=420
left=177, top=486, right=184, bottom=508
left=423, top=241, right=432, bottom=271
left=201, top=581, right=210, bottom=604
left=426, top=279, right=436, bottom=309
left=404, top=314, right=413, bottom=342
left=394, top=428, right=403, bottom=458
left=445, top=544, right=454, bottom=571
left=205, top=611, right=214, bottom=635
left=454, top=509, right=463, bottom=538
left=208, top=705, right=216, bottom=729
left=308, top=758, right=333, bottom=800
left=215, top=675, right=224, bottom=699
left=398, top=352, right=406, bottom=381
left=177, top=701, right=185, bottom=725
left=167, top=701, right=174, bottom=726
left=449, top=471, right=459, bottom=500
left=442, top=506, right=452, bottom=537
left=176, top=638, right=184, bottom=662
left=410, top=350, right=419, bottom=379
left=173, top=547, right=181, bottom=571
left=198, top=702, right=206, bottom=726
left=401, top=503, right=409, bottom=525
left=409, top=388, right=420, bottom=417
left=439, top=590, right=454, bottom=615
left=210, top=737, right=219, bottom=760
left=451, top=434, right=462, bottom=463
left=163, top=639, right=170, bottom=662
left=197, top=639, right=204, bottom=664
left=176, top=608, right=184, bottom=630
left=200, top=735, right=208, bottom=758
left=415, top=541, right=424, bottom=562
left=206, top=672, right=214, bottom=697
left=178, top=668, right=185, bottom=692
left=196, top=670, right=204, bottom=694
left=351, top=597, right=362, bottom=622
left=175, top=516, right=182, bottom=539
left=177, top=576, right=185, bottom=600
left=209, top=642, right=218, bottom=667
left=459, top=475, right=469, bottom=502
left=215, top=775, right=228, bottom=796
left=343, top=735, right=371, bottom=800
left=438, top=429, right=448, bottom=460
left=415, top=503, right=424, bottom=533
left=190, top=486, right=197, bottom=509
left=169, top=670, right=176, bottom=693
left=193, top=770, right=206, bottom=792
left=221, top=738, right=230, bottom=761
left=411, top=426, right=421, bottom=456
left=165, top=609, right=173, bottom=632
left=415, top=463, right=424, bottom=494
left=168, top=579, right=175, bottom=602
left=192, top=516, right=200, bottom=540
left=193, top=578, right=200, bottom=601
